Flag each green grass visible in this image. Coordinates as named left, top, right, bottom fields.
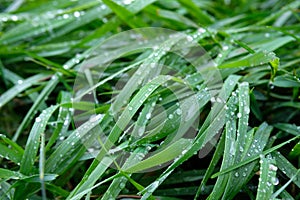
left=0, top=0, right=300, bottom=199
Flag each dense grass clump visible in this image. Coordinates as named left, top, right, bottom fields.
left=0, top=0, right=299, bottom=199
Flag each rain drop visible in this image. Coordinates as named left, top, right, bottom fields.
left=237, top=113, right=242, bottom=118
left=89, top=114, right=102, bottom=122
left=73, top=11, right=81, bottom=18
left=244, top=107, right=250, bottom=114
left=17, top=80, right=23, bottom=84
left=198, top=27, right=206, bottom=33
left=265, top=33, right=270, bottom=38
left=35, top=117, right=41, bottom=122
left=63, top=14, right=69, bottom=19
left=123, top=0, right=134, bottom=5
left=186, top=35, right=193, bottom=42
left=271, top=177, right=279, bottom=185
left=119, top=182, right=126, bottom=188
left=168, top=114, right=174, bottom=119
left=269, top=164, right=278, bottom=171
left=146, top=113, right=151, bottom=120
left=210, top=97, right=216, bottom=103
left=176, top=108, right=182, bottom=115
left=239, top=146, right=244, bottom=152
left=222, top=46, right=229, bottom=51
left=11, top=15, right=18, bottom=21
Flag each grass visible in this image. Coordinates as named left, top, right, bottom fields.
left=0, top=0, right=300, bottom=199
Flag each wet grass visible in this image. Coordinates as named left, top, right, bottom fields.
left=0, top=0, right=299, bottom=199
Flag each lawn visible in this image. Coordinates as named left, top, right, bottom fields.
left=0, top=0, right=299, bottom=199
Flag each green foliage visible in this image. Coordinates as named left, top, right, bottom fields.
left=0, top=0, right=299, bottom=199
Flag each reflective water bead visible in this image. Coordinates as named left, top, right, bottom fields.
left=222, top=46, right=229, bottom=51
left=73, top=11, right=81, bottom=18
left=146, top=113, right=151, bottom=120
left=35, top=117, right=41, bottom=122
left=237, top=113, right=242, bottom=118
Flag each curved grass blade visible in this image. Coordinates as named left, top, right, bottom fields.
left=0, top=73, right=49, bottom=108
left=13, top=77, right=59, bottom=142
left=124, top=139, right=192, bottom=173
left=20, top=105, right=58, bottom=175
left=218, top=51, right=277, bottom=69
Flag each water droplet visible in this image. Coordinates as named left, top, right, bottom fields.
left=119, top=182, right=126, bottom=188
left=182, top=149, right=187, bottom=154
left=123, top=0, right=134, bottom=5
left=150, top=63, right=156, bottom=68
left=17, top=80, right=23, bottom=84
left=176, top=108, right=182, bottom=115
left=210, top=97, right=216, bottom=103
left=35, top=117, right=41, bottom=122
left=74, top=11, right=81, bottom=18
left=198, top=27, right=206, bottom=33
left=222, top=46, right=229, bottom=51
left=146, top=113, right=151, bottom=120
left=239, top=146, right=244, bottom=152
left=2, top=17, right=8, bottom=22
left=168, top=114, right=174, bottom=119
left=244, top=107, right=250, bottom=114
left=271, top=177, right=279, bottom=185
left=64, top=120, right=69, bottom=126
left=269, top=164, right=278, bottom=171
left=237, top=113, right=242, bottom=118
left=187, top=35, right=193, bottom=42
left=265, top=33, right=270, bottom=38
left=128, top=106, right=133, bottom=111
left=89, top=114, right=102, bottom=122
left=63, top=14, right=69, bottom=19
left=11, top=15, right=18, bottom=21
left=235, top=172, right=239, bottom=177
